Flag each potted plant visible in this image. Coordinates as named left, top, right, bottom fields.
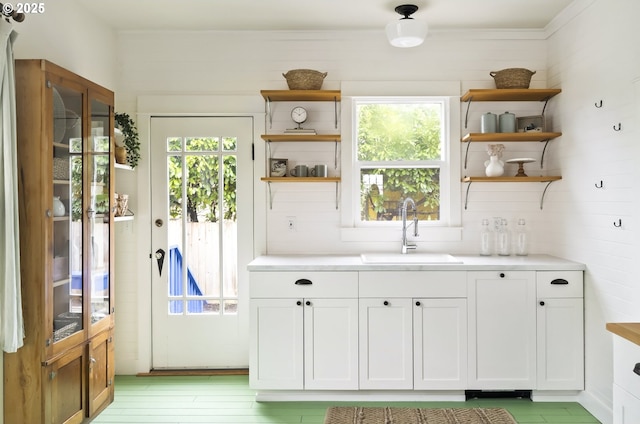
left=114, top=112, right=140, bottom=168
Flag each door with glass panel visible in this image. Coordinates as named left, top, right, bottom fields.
left=151, top=116, right=253, bottom=369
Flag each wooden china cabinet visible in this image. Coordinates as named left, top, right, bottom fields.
left=4, top=60, right=115, bottom=424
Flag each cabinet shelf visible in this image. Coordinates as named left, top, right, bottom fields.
left=462, top=176, right=562, bottom=210
left=114, top=163, right=134, bottom=171
left=261, top=134, right=341, bottom=142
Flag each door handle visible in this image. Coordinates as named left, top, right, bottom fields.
left=155, top=248, right=166, bottom=276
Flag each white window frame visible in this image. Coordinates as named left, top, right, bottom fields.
left=340, top=81, right=462, bottom=243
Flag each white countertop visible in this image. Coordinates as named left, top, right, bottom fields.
left=247, top=254, right=585, bottom=271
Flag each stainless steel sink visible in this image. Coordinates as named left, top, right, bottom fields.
left=360, top=253, right=463, bottom=264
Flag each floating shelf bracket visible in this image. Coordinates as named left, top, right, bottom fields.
left=464, top=96, right=473, bottom=129
left=334, top=95, right=339, bottom=129
left=539, top=180, right=556, bottom=210
left=334, top=141, right=339, bottom=169
left=335, top=181, right=339, bottom=210
left=464, top=180, right=473, bottom=210
left=539, top=138, right=551, bottom=168
left=265, top=97, right=273, bottom=129
left=267, top=181, right=273, bottom=209
left=463, top=141, right=472, bottom=169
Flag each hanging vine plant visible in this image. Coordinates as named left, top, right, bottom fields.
left=114, top=112, right=140, bottom=168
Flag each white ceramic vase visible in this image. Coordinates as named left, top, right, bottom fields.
left=53, top=196, right=66, bottom=217
left=484, top=155, right=505, bottom=177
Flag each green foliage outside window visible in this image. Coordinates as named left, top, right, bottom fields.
left=357, top=103, right=442, bottom=221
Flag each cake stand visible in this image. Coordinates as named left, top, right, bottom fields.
left=505, top=158, right=536, bottom=177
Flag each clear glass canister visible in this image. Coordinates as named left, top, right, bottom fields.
left=515, top=218, right=528, bottom=256
left=480, top=219, right=492, bottom=256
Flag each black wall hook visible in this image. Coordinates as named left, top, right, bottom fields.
left=614, top=219, right=622, bottom=228
left=613, top=123, right=622, bottom=131
left=595, top=181, right=603, bottom=188
left=595, top=100, right=603, bottom=108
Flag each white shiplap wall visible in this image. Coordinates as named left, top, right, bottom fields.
left=545, top=0, right=640, bottom=421
left=111, top=2, right=639, bottom=422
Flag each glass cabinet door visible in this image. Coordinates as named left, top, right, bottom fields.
left=52, top=83, right=84, bottom=344
left=88, top=98, right=112, bottom=326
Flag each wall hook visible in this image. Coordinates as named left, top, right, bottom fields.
left=595, top=180, right=603, bottom=188
left=595, top=100, right=603, bottom=108
left=613, top=123, right=622, bottom=131
left=613, top=219, right=622, bottom=228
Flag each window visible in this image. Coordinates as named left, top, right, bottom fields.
left=354, top=97, right=451, bottom=226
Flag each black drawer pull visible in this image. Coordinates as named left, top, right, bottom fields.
left=550, top=278, right=569, bottom=285
left=634, top=363, right=640, bottom=376
left=294, top=278, right=312, bottom=285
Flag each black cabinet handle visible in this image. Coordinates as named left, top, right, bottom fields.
left=296, top=300, right=302, bottom=306
left=305, top=300, right=311, bottom=306
left=550, top=278, right=569, bottom=285
left=294, top=278, right=312, bottom=285
left=499, top=273, right=505, bottom=278
left=539, top=301, right=545, bottom=306
left=415, top=301, right=421, bottom=306
left=383, top=300, right=389, bottom=306
left=634, top=363, right=640, bottom=376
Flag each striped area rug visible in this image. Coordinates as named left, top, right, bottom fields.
left=324, top=407, right=517, bottom=424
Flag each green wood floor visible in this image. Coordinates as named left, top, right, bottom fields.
left=92, top=375, right=601, bottom=424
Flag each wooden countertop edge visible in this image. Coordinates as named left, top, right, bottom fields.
left=606, top=322, right=640, bottom=346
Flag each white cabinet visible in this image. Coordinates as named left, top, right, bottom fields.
left=249, top=272, right=358, bottom=390
left=359, top=271, right=467, bottom=390
left=359, top=297, right=413, bottom=389
left=610, top=332, right=640, bottom=424
left=414, top=298, right=467, bottom=390
left=467, top=271, right=537, bottom=389
left=536, top=271, right=584, bottom=390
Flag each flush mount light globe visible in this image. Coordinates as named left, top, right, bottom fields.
left=386, top=4, right=428, bottom=48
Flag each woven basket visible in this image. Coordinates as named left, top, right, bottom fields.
left=53, top=157, right=69, bottom=179
left=282, top=69, right=327, bottom=90
left=490, top=68, right=536, bottom=89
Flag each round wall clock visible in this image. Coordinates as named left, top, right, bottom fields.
left=291, top=106, right=308, bottom=126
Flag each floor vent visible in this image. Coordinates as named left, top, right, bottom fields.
left=465, top=390, right=532, bottom=400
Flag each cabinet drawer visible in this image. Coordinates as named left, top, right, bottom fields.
left=250, top=271, right=358, bottom=298
left=359, top=271, right=466, bottom=298
left=536, top=271, right=583, bottom=298
left=614, top=337, right=640, bottom=400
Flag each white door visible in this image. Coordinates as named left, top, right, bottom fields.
left=151, top=116, right=253, bottom=369
left=359, top=298, right=413, bottom=390
left=414, top=298, right=467, bottom=390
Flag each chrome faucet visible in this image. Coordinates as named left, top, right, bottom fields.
left=401, top=197, right=419, bottom=254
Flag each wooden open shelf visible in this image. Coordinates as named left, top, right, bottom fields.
left=261, top=90, right=341, bottom=102
left=463, top=176, right=562, bottom=183
left=462, top=132, right=562, bottom=143
left=261, top=134, right=341, bottom=142
left=461, top=89, right=562, bottom=103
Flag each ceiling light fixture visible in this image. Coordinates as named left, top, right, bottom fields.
left=386, top=4, right=428, bottom=48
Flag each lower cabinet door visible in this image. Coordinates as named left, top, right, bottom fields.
left=88, top=328, right=115, bottom=417
left=614, top=384, right=640, bottom=424
left=359, top=298, right=413, bottom=389
left=468, top=271, right=537, bottom=389
left=47, top=344, right=86, bottom=424
left=536, top=298, right=584, bottom=390
left=303, top=298, right=359, bottom=390
left=250, top=298, right=304, bottom=389
left=414, top=298, right=467, bottom=389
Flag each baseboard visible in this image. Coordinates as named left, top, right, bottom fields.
left=137, top=368, right=249, bottom=377
left=579, top=390, right=612, bottom=424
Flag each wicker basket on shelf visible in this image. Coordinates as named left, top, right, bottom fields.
left=490, top=68, right=536, bottom=89
left=282, top=69, right=327, bottom=90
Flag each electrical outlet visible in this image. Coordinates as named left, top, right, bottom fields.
left=286, top=216, right=297, bottom=232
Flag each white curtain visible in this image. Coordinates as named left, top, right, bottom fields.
left=0, top=20, right=23, bottom=353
